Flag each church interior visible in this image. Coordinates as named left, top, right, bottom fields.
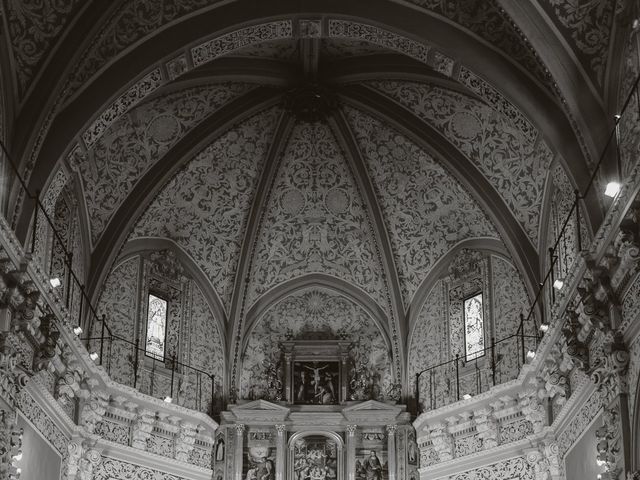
left=1, top=1, right=640, bottom=479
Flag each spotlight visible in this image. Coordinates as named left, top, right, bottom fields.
left=539, top=324, right=549, bottom=333
left=89, top=352, right=99, bottom=361
left=604, top=182, right=621, bottom=198
left=526, top=350, right=536, bottom=360
left=614, top=114, right=621, bottom=120
left=462, top=394, right=472, bottom=400
left=49, top=277, right=61, bottom=288
left=164, top=396, right=173, bottom=403
left=553, top=279, right=564, bottom=290
left=73, top=326, right=83, bottom=336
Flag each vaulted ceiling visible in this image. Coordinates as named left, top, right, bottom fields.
left=1, top=0, right=636, bottom=390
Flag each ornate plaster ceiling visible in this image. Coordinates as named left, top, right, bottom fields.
left=1, top=0, right=632, bottom=391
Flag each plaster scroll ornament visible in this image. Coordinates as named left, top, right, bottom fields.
left=0, top=409, right=22, bottom=478
left=590, top=335, right=630, bottom=401
left=473, top=407, right=499, bottom=450
left=595, top=405, right=623, bottom=479
left=66, top=439, right=103, bottom=480
left=428, top=422, right=454, bottom=462
left=175, top=422, right=198, bottom=463
left=524, top=449, right=551, bottom=480
left=561, top=309, right=590, bottom=371
left=33, top=313, right=60, bottom=372
left=519, top=388, right=546, bottom=434
left=131, top=409, right=156, bottom=451
left=80, top=390, right=108, bottom=435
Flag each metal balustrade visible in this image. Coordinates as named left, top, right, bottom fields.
left=416, top=71, right=640, bottom=414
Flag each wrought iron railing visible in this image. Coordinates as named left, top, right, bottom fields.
left=416, top=71, right=640, bottom=414
left=0, top=141, right=219, bottom=416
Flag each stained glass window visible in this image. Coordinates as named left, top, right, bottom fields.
left=146, top=293, right=168, bottom=360
left=464, top=293, right=485, bottom=361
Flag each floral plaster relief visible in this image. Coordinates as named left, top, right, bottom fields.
left=344, top=106, right=498, bottom=306
left=368, top=80, right=552, bottom=245
left=131, top=107, right=281, bottom=312
left=246, top=120, right=388, bottom=314
left=74, top=82, right=254, bottom=244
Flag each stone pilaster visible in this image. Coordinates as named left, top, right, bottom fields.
left=386, top=424, right=397, bottom=480
left=235, top=424, right=245, bottom=480
left=275, top=424, right=286, bottom=480
left=346, top=425, right=357, bottom=480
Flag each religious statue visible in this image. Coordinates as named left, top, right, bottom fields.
left=364, top=451, right=383, bottom=480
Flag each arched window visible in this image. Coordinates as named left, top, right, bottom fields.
left=463, top=292, right=485, bottom=361
left=145, top=293, right=168, bottom=360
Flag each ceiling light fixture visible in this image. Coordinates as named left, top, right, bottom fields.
left=50, top=277, right=61, bottom=288
left=73, top=326, right=83, bottom=336
left=553, top=279, right=564, bottom=290
left=89, top=352, right=99, bottom=361
left=605, top=181, right=621, bottom=198
left=164, top=396, right=173, bottom=403
left=462, top=394, right=472, bottom=400
left=539, top=324, right=549, bottom=333
left=526, top=350, right=536, bottom=360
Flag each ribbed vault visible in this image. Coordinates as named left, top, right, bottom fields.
left=1, top=3, right=633, bottom=401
